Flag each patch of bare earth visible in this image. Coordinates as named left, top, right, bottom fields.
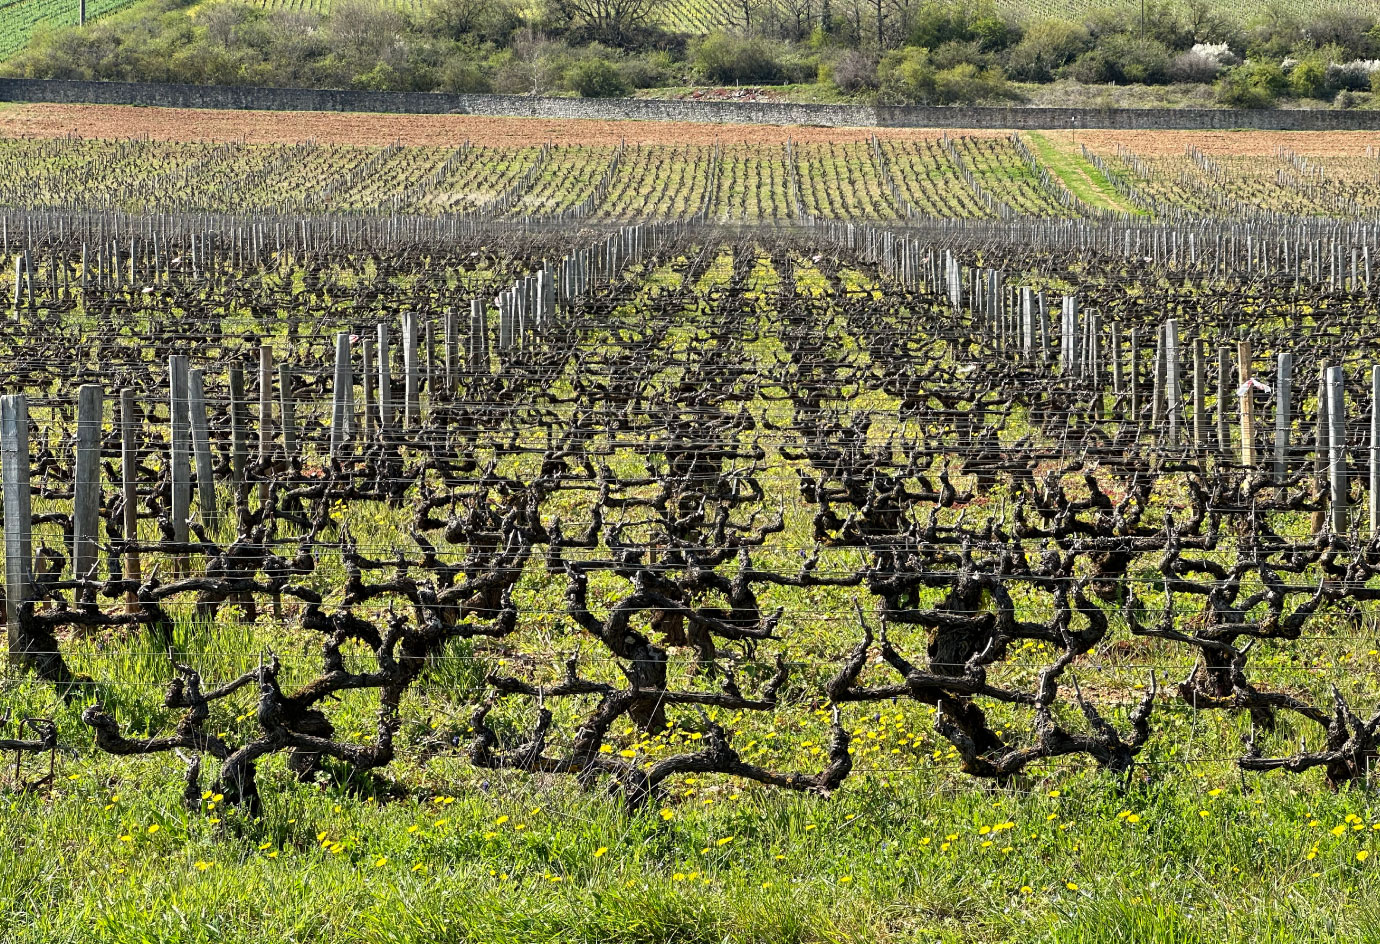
left=0, top=104, right=1016, bottom=146
left=1051, top=128, right=1380, bottom=157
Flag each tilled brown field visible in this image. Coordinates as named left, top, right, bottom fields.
left=1, top=104, right=1376, bottom=153
left=0, top=103, right=1009, bottom=146
left=1049, top=128, right=1380, bottom=156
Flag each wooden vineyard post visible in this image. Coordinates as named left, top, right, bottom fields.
left=1150, top=326, right=1165, bottom=434
left=423, top=319, right=435, bottom=404
left=1192, top=338, right=1207, bottom=450
left=1327, top=365, right=1348, bottom=534
left=228, top=366, right=248, bottom=486
left=444, top=308, right=457, bottom=395
left=12, top=252, right=22, bottom=315
left=119, top=389, right=141, bottom=613
left=1312, top=366, right=1329, bottom=535
left=1021, top=288, right=1035, bottom=361
left=279, top=363, right=296, bottom=459
left=377, top=323, right=394, bottom=438
left=499, top=294, right=513, bottom=353
left=1087, top=311, right=1101, bottom=417
left=470, top=299, right=488, bottom=374
left=71, top=384, right=103, bottom=585
left=1371, top=366, right=1380, bottom=536
left=1238, top=340, right=1256, bottom=467
left=331, top=331, right=353, bottom=458
left=257, top=344, right=273, bottom=502
left=1128, top=327, right=1140, bottom=422
left=1164, top=320, right=1180, bottom=446
left=538, top=269, right=553, bottom=332
left=168, top=354, right=191, bottom=574
left=2, top=394, right=31, bottom=665
left=1060, top=296, right=1078, bottom=374
left=402, top=311, right=419, bottom=430
left=1110, top=322, right=1122, bottom=421
left=1274, top=353, right=1293, bottom=484
left=1216, top=347, right=1230, bottom=455
left=360, top=338, right=375, bottom=437
left=187, top=369, right=218, bottom=532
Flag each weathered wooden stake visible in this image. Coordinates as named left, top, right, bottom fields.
left=1238, top=341, right=1256, bottom=466
left=444, top=308, right=457, bottom=394
left=257, top=345, right=273, bottom=501
left=1164, top=320, right=1180, bottom=445
left=1192, top=338, right=1207, bottom=450
left=188, top=369, right=217, bottom=531
left=1216, top=347, right=1230, bottom=455
left=1327, top=365, right=1348, bottom=533
left=1129, top=327, right=1140, bottom=421
left=1371, top=365, right=1380, bottom=536
left=228, top=367, right=248, bottom=485
left=331, top=331, right=353, bottom=457
left=119, top=389, right=141, bottom=612
left=168, top=354, right=192, bottom=566
left=72, top=384, right=103, bottom=583
left=377, top=323, right=394, bottom=437
left=360, top=338, right=375, bottom=436
left=1312, top=367, right=1329, bottom=535
left=1110, top=322, right=1122, bottom=420
left=2, top=394, right=32, bottom=664
left=402, top=311, right=419, bottom=428
left=1274, top=352, right=1293, bottom=483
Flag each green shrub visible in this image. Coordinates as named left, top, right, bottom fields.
left=567, top=57, right=630, bottom=97
left=932, top=62, right=1010, bottom=102
left=1288, top=58, right=1327, bottom=98
left=693, top=31, right=782, bottom=84
left=440, top=58, right=492, bottom=93
left=1003, top=19, right=1089, bottom=82
left=619, top=51, right=673, bottom=89
left=877, top=46, right=935, bottom=103
left=1215, top=60, right=1286, bottom=107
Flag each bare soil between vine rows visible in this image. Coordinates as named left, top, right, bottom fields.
left=0, top=103, right=1009, bottom=146
left=6, top=103, right=1380, bottom=154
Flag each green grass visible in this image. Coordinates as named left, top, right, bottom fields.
left=6, top=753, right=1380, bottom=943
left=1023, top=131, right=1147, bottom=217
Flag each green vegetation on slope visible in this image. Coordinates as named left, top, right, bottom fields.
left=3, top=0, right=1380, bottom=111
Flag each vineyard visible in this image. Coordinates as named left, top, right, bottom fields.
left=5, top=124, right=1380, bottom=942
left=2, top=131, right=1380, bottom=222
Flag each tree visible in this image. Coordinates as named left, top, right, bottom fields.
left=426, top=0, right=522, bottom=44
left=548, top=0, right=658, bottom=45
